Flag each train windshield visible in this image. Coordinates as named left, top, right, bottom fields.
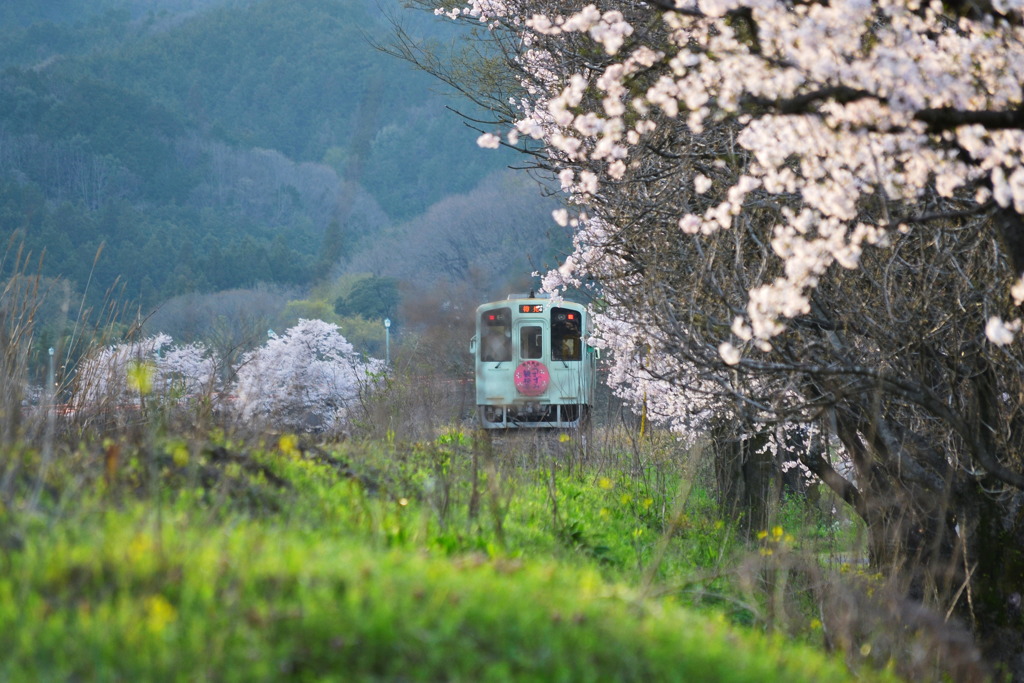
left=480, top=308, right=512, bottom=362
left=520, top=326, right=543, bottom=359
left=551, top=308, right=582, bottom=361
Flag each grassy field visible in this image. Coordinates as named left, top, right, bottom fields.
left=0, top=424, right=901, bottom=682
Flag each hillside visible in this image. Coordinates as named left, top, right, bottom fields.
left=0, top=0, right=540, bottom=311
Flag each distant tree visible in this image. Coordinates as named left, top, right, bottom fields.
left=282, top=298, right=340, bottom=327
left=144, top=285, right=295, bottom=383
left=232, top=319, right=383, bottom=431
left=331, top=314, right=388, bottom=358
left=334, top=276, right=399, bottom=320
left=344, top=171, right=565, bottom=299
left=315, top=216, right=345, bottom=281
left=72, top=333, right=217, bottom=410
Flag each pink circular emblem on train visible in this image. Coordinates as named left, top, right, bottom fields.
left=514, top=361, right=550, bottom=396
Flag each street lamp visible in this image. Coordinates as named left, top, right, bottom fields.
left=384, top=318, right=391, bottom=366
left=47, top=347, right=55, bottom=403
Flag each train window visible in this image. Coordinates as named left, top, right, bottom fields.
left=551, top=308, right=582, bottom=361
left=480, top=308, right=512, bottom=362
left=520, top=326, right=543, bottom=359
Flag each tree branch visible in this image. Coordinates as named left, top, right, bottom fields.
left=915, top=107, right=1024, bottom=133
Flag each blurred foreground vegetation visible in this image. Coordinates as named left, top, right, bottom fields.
left=0, top=410, right=907, bottom=681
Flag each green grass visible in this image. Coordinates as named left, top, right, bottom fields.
left=0, top=431, right=891, bottom=682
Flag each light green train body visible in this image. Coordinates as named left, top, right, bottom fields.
left=469, top=294, right=597, bottom=429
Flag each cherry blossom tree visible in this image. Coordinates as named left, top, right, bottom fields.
left=232, top=319, right=384, bottom=431
left=412, top=0, right=1024, bottom=669
left=73, top=334, right=218, bottom=410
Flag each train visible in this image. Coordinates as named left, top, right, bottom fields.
left=470, top=292, right=597, bottom=429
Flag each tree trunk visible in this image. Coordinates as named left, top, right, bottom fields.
left=713, top=423, right=777, bottom=535
left=968, top=488, right=1024, bottom=680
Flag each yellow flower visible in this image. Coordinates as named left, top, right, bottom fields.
left=127, top=361, right=154, bottom=396
left=642, top=498, right=654, bottom=510
left=598, top=477, right=614, bottom=490
left=771, top=525, right=784, bottom=541
left=168, top=442, right=189, bottom=467
left=558, top=433, right=571, bottom=443
left=620, top=494, right=632, bottom=505
left=279, top=433, right=300, bottom=458
left=127, top=533, right=153, bottom=564
left=144, top=594, right=177, bottom=634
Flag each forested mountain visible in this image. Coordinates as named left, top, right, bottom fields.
left=0, top=1, right=233, bottom=66
left=0, top=0, right=532, bottom=311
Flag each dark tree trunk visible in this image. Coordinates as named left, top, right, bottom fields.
left=969, top=488, right=1024, bottom=680
left=712, top=423, right=778, bottom=535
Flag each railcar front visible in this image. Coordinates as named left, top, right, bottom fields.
left=470, top=294, right=595, bottom=429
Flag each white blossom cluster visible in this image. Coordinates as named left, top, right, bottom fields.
left=72, top=320, right=381, bottom=431
left=459, top=0, right=1024, bottom=348
left=593, top=303, right=727, bottom=443
left=769, top=422, right=825, bottom=484
left=73, top=333, right=216, bottom=409
left=233, top=319, right=384, bottom=431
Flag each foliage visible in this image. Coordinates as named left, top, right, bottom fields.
left=233, top=319, right=384, bottom=431
left=143, top=285, right=297, bottom=375
left=281, top=299, right=341, bottom=327
left=334, top=314, right=392, bottom=359
left=344, top=170, right=567, bottom=299
left=334, top=276, right=399, bottom=320
left=0, top=305, right=974, bottom=681
left=0, top=430, right=897, bottom=682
